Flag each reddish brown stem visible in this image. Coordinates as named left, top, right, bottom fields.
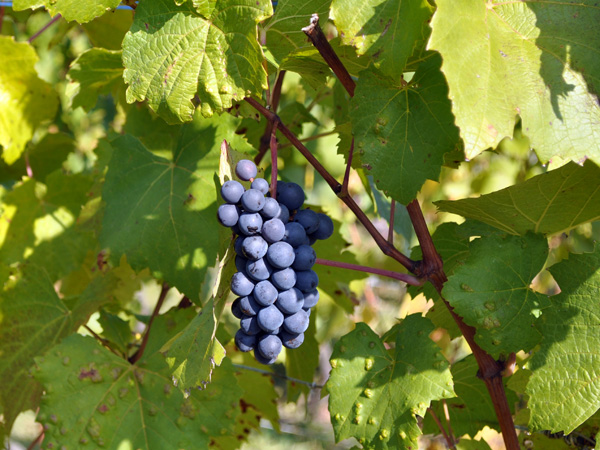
left=129, top=283, right=169, bottom=364
left=427, top=407, right=455, bottom=449
left=28, top=14, right=62, bottom=43
left=315, top=258, right=423, bottom=286
left=0, top=7, right=5, bottom=34
left=255, top=70, right=286, bottom=165
left=270, top=120, right=279, bottom=199
left=302, top=14, right=355, bottom=97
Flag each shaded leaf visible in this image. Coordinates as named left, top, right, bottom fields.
left=285, top=310, right=319, bottom=402
left=44, top=0, right=121, bottom=23
left=82, top=8, right=133, bottom=50
left=98, top=311, right=132, bottom=356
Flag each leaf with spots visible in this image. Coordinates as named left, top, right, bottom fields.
left=527, top=246, right=600, bottom=434
left=443, top=233, right=551, bottom=358
left=35, top=334, right=242, bottom=450
left=122, top=0, right=272, bottom=123
left=428, top=0, right=600, bottom=163
left=436, top=160, right=600, bottom=236
left=327, top=316, right=455, bottom=449
left=351, top=54, right=461, bottom=204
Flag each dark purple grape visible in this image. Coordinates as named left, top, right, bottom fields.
left=251, top=178, right=269, bottom=195
left=239, top=294, right=260, bottom=316
left=221, top=180, right=245, bottom=204
left=292, top=245, right=316, bottom=271
left=279, top=330, right=304, bottom=349
left=277, top=182, right=304, bottom=211
left=241, top=235, right=268, bottom=260
left=266, top=241, right=295, bottom=269
left=254, top=348, right=277, bottom=365
left=295, top=270, right=318, bottom=292
left=257, top=305, right=284, bottom=332
left=283, top=222, right=307, bottom=248
left=302, top=289, right=319, bottom=308
left=253, top=280, right=278, bottom=306
left=238, top=212, right=263, bottom=235
left=275, top=203, right=290, bottom=223
left=312, top=213, right=334, bottom=240
left=236, top=159, right=257, bottom=181
left=217, top=204, right=239, bottom=227
left=276, top=288, right=304, bottom=314
left=235, top=255, right=248, bottom=272
left=271, top=268, right=296, bottom=290
left=294, top=209, right=319, bottom=234
left=246, top=258, right=273, bottom=281
left=234, top=236, right=245, bottom=255
left=258, top=334, right=282, bottom=360
left=235, top=329, right=256, bottom=352
left=262, top=218, right=285, bottom=243
left=260, top=197, right=281, bottom=219
left=283, top=309, right=309, bottom=334
left=231, top=271, right=255, bottom=296
left=241, top=189, right=265, bottom=212
left=240, top=315, right=261, bottom=335
left=231, top=297, right=243, bottom=319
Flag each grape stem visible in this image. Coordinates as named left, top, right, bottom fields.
left=28, top=13, right=62, bottom=43
left=255, top=70, right=286, bottom=165
left=129, top=283, right=169, bottom=364
left=427, top=407, right=455, bottom=449
left=270, top=119, right=279, bottom=199
left=442, top=399, right=456, bottom=445
left=232, top=363, right=324, bottom=389
left=315, top=258, right=423, bottom=286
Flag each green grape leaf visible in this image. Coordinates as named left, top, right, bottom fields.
left=351, top=54, right=461, bottom=204
left=123, top=105, right=183, bottom=155
left=285, top=311, right=319, bottom=402
left=0, top=37, right=59, bottom=164
left=35, top=335, right=242, bottom=449
left=279, top=50, right=331, bottom=90
left=527, top=247, right=600, bottom=433
left=161, top=300, right=225, bottom=392
left=100, top=113, right=238, bottom=301
left=456, top=438, right=493, bottom=450
left=122, top=0, right=272, bottom=123
left=12, top=0, right=44, bottom=9
left=0, top=266, right=117, bottom=438
left=330, top=0, right=433, bottom=80
left=43, top=0, right=121, bottom=23
left=443, top=233, right=551, bottom=358
left=66, top=48, right=124, bottom=111
left=82, top=8, right=133, bottom=50
left=436, top=161, right=600, bottom=236
left=263, top=0, right=331, bottom=63
left=328, top=317, right=455, bottom=449
left=98, top=310, right=132, bottom=356
left=428, top=0, right=600, bottom=163
left=424, top=355, right=517, bottom=437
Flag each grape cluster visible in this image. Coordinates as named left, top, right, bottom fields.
left=218, top=160, right=333, bottom=365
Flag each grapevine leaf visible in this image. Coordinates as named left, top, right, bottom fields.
left=428, top=0, right=600, bottom=163
left=66, top=48, right=125, bottom=111
left=122, top=0, right=272, bottom=123
left=436, top=160, right=600, bottom=236
left=279, top=50, right=331, bottom=90
left=35, top=335, right=242, bottom=449
left=351, top=54, right=461, bottom=204
left=101, top=113, right=243, bottom=301
left=443, top=233, right=550, bottom=357
left=12, top=0, right=44, bottom=9
left=161, top=300, right=225, bottom=392
left=0, top=266, right=117, bottom=438
left=424, top=355, right=517, bottom=437
left=330, top=0, right=433, bottom=80
left=98, top=311, right=132, bottom=356
left=82, top=9, right=133, bottom=50
left=0, top=37, right=59, bottom=164
left=123, top=106, right=183, bottom=154
left=263, top=0, right=331, bottom=63
left=527, top=247, right=600, bottom=433
left=456, top=438, right=493, bottom=450
left=285, top=311, right=319, bottom=402
left=43, top=0, right=121, bottom=23
left=328, top=317, right=455, bottom=449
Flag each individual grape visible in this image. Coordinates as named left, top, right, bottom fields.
left=246, top=258, right=273, bottom=281
left=276, top=288, right=304, bottom=314
left=235, top=329, right=256, bottom=352
left=253, top=280, right=278, bottom=306
left=235, top=255, right=248, bottom=272
left=238, top=212, right=263, bottom=235
left=241, top=189, right=265, bottom=212
left=283, top=309, right=310, bottom=334
left=312, top=213, right=334, bottom=240
left=254, top=348, right=277, bottom=365
left=239, top=294, right=260, bottom=316
left=266, top=241, right=295, bottom=268
left=257, top=305, right=284, bottom=332
left=231, top=271, right=255, bottom=296
left=217, top=204, right=239, bottom=227
left=282, top=222, right=307, bottom=248
left=240, top=315, right=261, bottom=335
left=262, top=218, right=285, bottom=243
left=260, top=197, right=281, bottom=219
left=258, top=334, right=283, bottom=360
left=275, top=203, right=290, bottom=223
left=231, top=297, right=243, bottom=319
left=295, top=270, right=319, bottom=292
left=302, top=289, right=319, bottom=308
left=292, top=245, right=316, bottom=271
left=271, top=268, right=296, bottom=290
left=294, top=209, right=319, bottom=234
left=241, top=235, right=268, bottom=260
left=234, top=236, right=245, bottom=255
left=221, top=180, right=245, bottom=204
left=251, top=178, right=270, bottom=195
left=277, top=182, right=305, bottom=211
left=236, top=159, right=257, bottom=181
left=279, top=330, right=304, bottom=349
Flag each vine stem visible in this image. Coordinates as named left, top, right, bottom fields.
left=28, top=13, right=61, bottom=43
left=129, top=283, right=169, bottom=364
left=315, top=258, right=423, bottom=286
left=270, top=119, right=279, bottom=199
left=232, top=363, right=324, bottom=389
left=442, top=399, right=456, bottom=445
left=0, top=7, right=5, bottom=34
left=27, top=429, right=44, bottom=450
left=427, top=407, right=455, bottom=449
left=278, top=130, right=337, bottom=150
left=255, top=70, right=286, bottom=166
